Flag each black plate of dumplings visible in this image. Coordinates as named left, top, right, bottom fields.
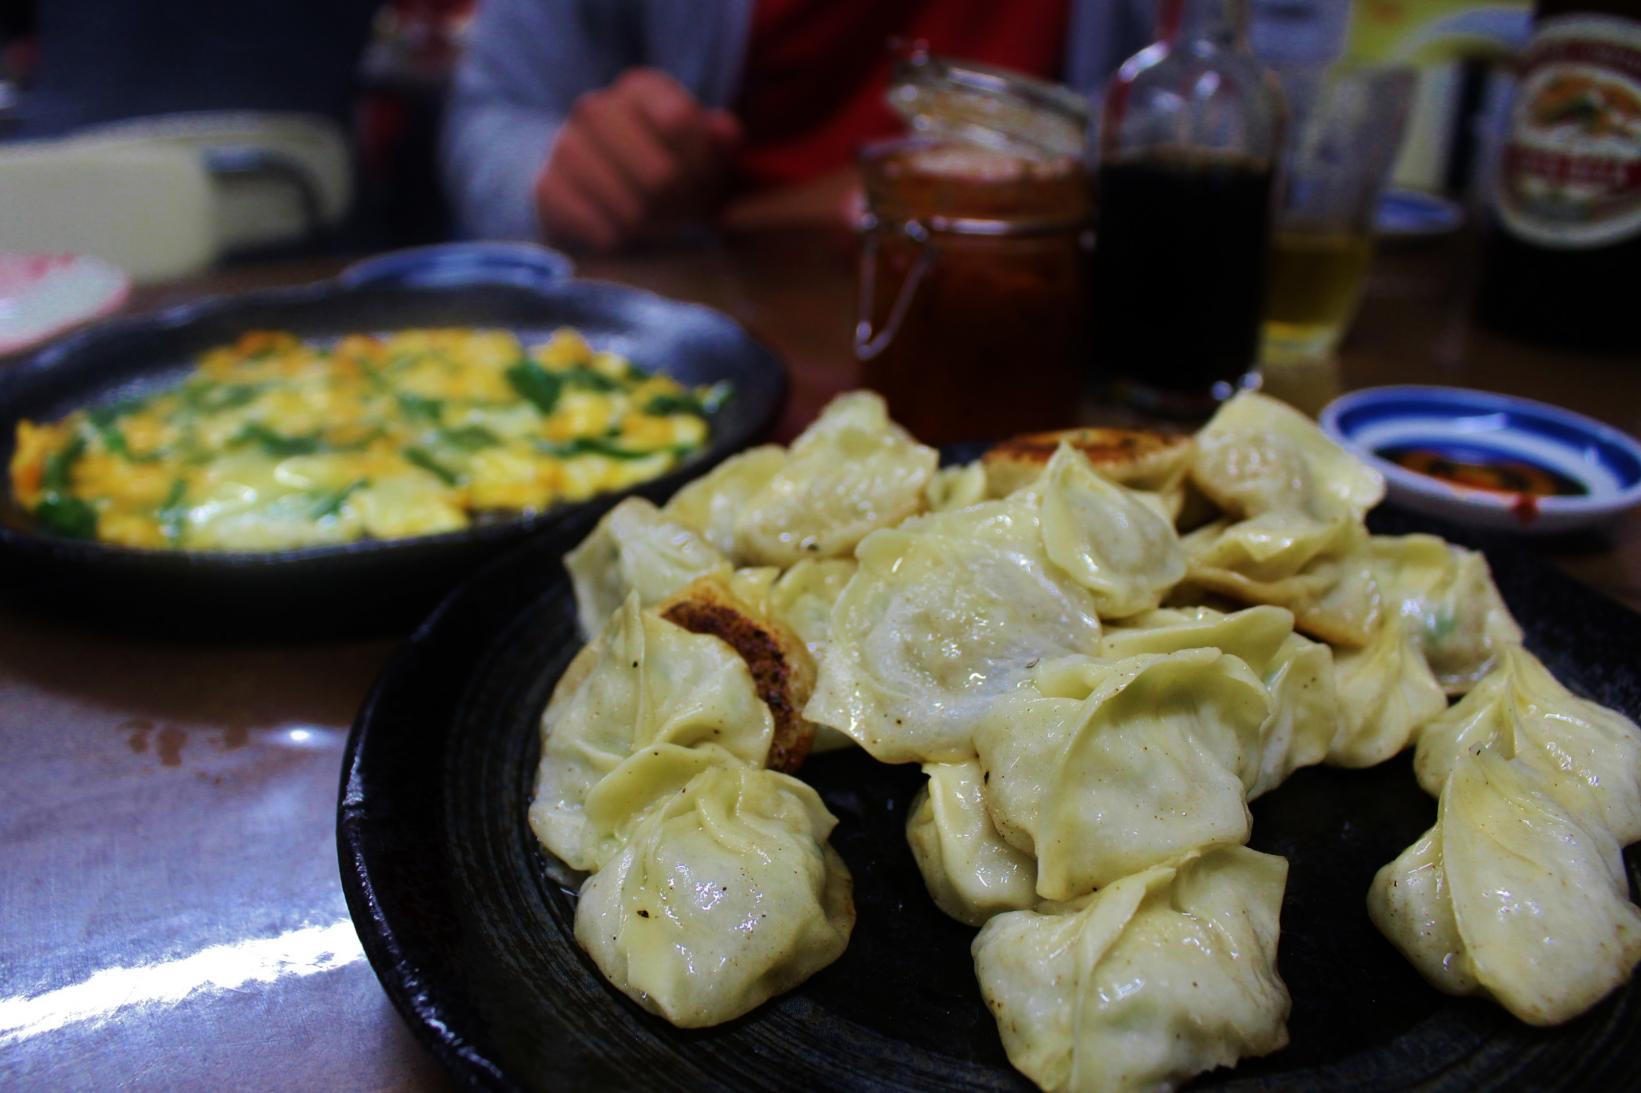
left=337, top=496, right=1641, bottom=1091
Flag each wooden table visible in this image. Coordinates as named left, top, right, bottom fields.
left=1, top=228, right=1636, bottom=1090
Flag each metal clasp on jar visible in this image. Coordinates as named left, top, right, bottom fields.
left=854, top=212, right=1090, bottom=362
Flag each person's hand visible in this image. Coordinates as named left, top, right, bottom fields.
left=534, top=69, right=741, bottom=252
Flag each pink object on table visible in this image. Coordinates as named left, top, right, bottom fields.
left=0, top=253, right=131, bottom=356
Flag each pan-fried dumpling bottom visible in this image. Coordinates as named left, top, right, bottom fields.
left=658, top=574, right=817, bottom=774
left=733, top=392, right=938, bottom=566
left=564, top=497, right=732, bottom=638
left=1369, top=751, right=1641, bottom=1025
left=1414, top=647, right=1641, bottom=842
left=907, top=760, right=1037, bottom=926
left=1099, top=606, right=1338, bottom=798
left=662, top=444, right=788, bottom=557
left=1037, top=444, right=1186, bottom=619
left=528, top=595, right=773, bottom=871
left=1370, top=534, right=1523, bottom=694
left=805, top=491, right=1104, bottom=764
left=973, top=846, right=1291, bottom=1093
left=982, top=427, right=1197, bottom=521
left=1329, top=612, right=1447, bottom=768
left=974, top=651, right=1271, bottom=897
left=1192, top=391, right=1384, bottom=523
left=1182, top=517, right=1382, bottom=647
left=926, top=462, right=988, bottom=512
left=575, top=765, right=854, bottom=1028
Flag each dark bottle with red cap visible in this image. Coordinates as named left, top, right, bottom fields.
left=1476, top=0, right=1641, bottom=353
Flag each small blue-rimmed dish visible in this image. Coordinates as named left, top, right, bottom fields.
left=1375, top=189, right=1464, bottom=239
left=339, top=242, right=574, bottom=293
left=1321, top=385, right=1641, bottom=534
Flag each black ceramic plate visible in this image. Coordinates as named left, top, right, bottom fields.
left=0, top=278, right=784, bottom=632
left=338, top=503, right=1641, bottom=1091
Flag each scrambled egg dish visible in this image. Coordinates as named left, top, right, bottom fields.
left=8, top=327, right=722, bottom=551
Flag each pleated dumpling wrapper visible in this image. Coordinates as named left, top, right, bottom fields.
left=806, top=445, right=1186, bottom=764
left=576, top=764, right=855, bottom=1028
left=1369, top=750, right=1641, bottom=1025
left=973, top=845, right=1291, bottom=1093
left=1184, top=393, right=1386, bottom=647
left=529, top=594, right=773, bottom=871
left=766, top=558, right=858, bottom=661
left=925, top=461, right=989, bottom=512
left=729, top=391, right=938, bottom=567
left=980, top=426, right=1197, bottom=521
left=1098, top=605, right=1338, bottom=798
left=1369, top=533, right=1523, bottom=695
left=1414, top=646, right=1641, bottom=843
left=1193, top=392, right=1384, bottom=522
left=1035, top=442, right=1187, bottom=619
left=907, top=759, right=1038, bottom=926
left=974, top=651, right=1272, bottom=898
left=1183, top=518, right=1384, bottom=649
left=564, top=496, right=731, bottom=638
left=1329, top=610, right=1448, bottom=768
left=663, top=444, right=789, bottom=557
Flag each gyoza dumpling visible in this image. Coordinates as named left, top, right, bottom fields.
left=974, top=651, right=1271, bottom=897
left=1414, top=647, right=1641, bottom=842
left=906, top=760, right=1037, bottom=926
left=1182, top=517, right=1383, bottom=647
left=1369, top=750, right=1641, bottom=1025
left=1183, top=393, right=1385, bottom=647
left=982, top=427, right=1196, bottom=519
left=663, top=444, right=788, bottom=556
left=1099, top=605, right=1338, bottom=797
left=973, top=845, right=1290, bottom=1093
left=767, top=559, right=857, bottom=659
left=1329, top=612, right=1447, bottom=768
left=733, top=392, right=938, bottom=566
left=1037, top=444, right=1186, bottom=619
left=925, top=461, right=988, bottom=512
left=528, top=595, right=773, bottom=870
left=1370, top=534, right=1523, bottom=694
left=564, top=497, right=731, bottom=637
left=575, top=764, right=854, bottom=1027
left=767, top=558, right=860, bottom=755
left=724, top=565, right=781, bottom=615
left=1191, top=391, right=1383, bottom=523
left=804, top=490, right=1104, bottom=764
left=658, top=574, right=817, bottom=773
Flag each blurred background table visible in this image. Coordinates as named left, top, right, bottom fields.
left=2, top=226, right=1636, bottom=1091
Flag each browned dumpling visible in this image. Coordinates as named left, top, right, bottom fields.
left=659, top=574, right=817, bottom=774
left=983, top=426, right=1195, bottom=516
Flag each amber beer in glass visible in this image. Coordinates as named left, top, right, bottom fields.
left=1260, top=64, right=1415, bottom=368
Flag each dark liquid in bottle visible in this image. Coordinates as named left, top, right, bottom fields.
left=1091, top=152, right=1274, bottom=419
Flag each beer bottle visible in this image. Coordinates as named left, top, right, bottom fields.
left=1476, top=0, right=1641, bottom=353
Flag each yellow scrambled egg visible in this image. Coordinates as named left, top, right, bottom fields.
left=8, top=327, right=722, bottom=551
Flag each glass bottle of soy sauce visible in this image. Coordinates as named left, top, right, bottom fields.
left=1091, top=0, right=1286, bottom=418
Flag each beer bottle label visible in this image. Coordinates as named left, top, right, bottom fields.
left=1496, top=15, right=1641, bottom=249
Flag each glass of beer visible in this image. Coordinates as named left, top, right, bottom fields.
left=1261, top=64, right=1416, bottom=369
